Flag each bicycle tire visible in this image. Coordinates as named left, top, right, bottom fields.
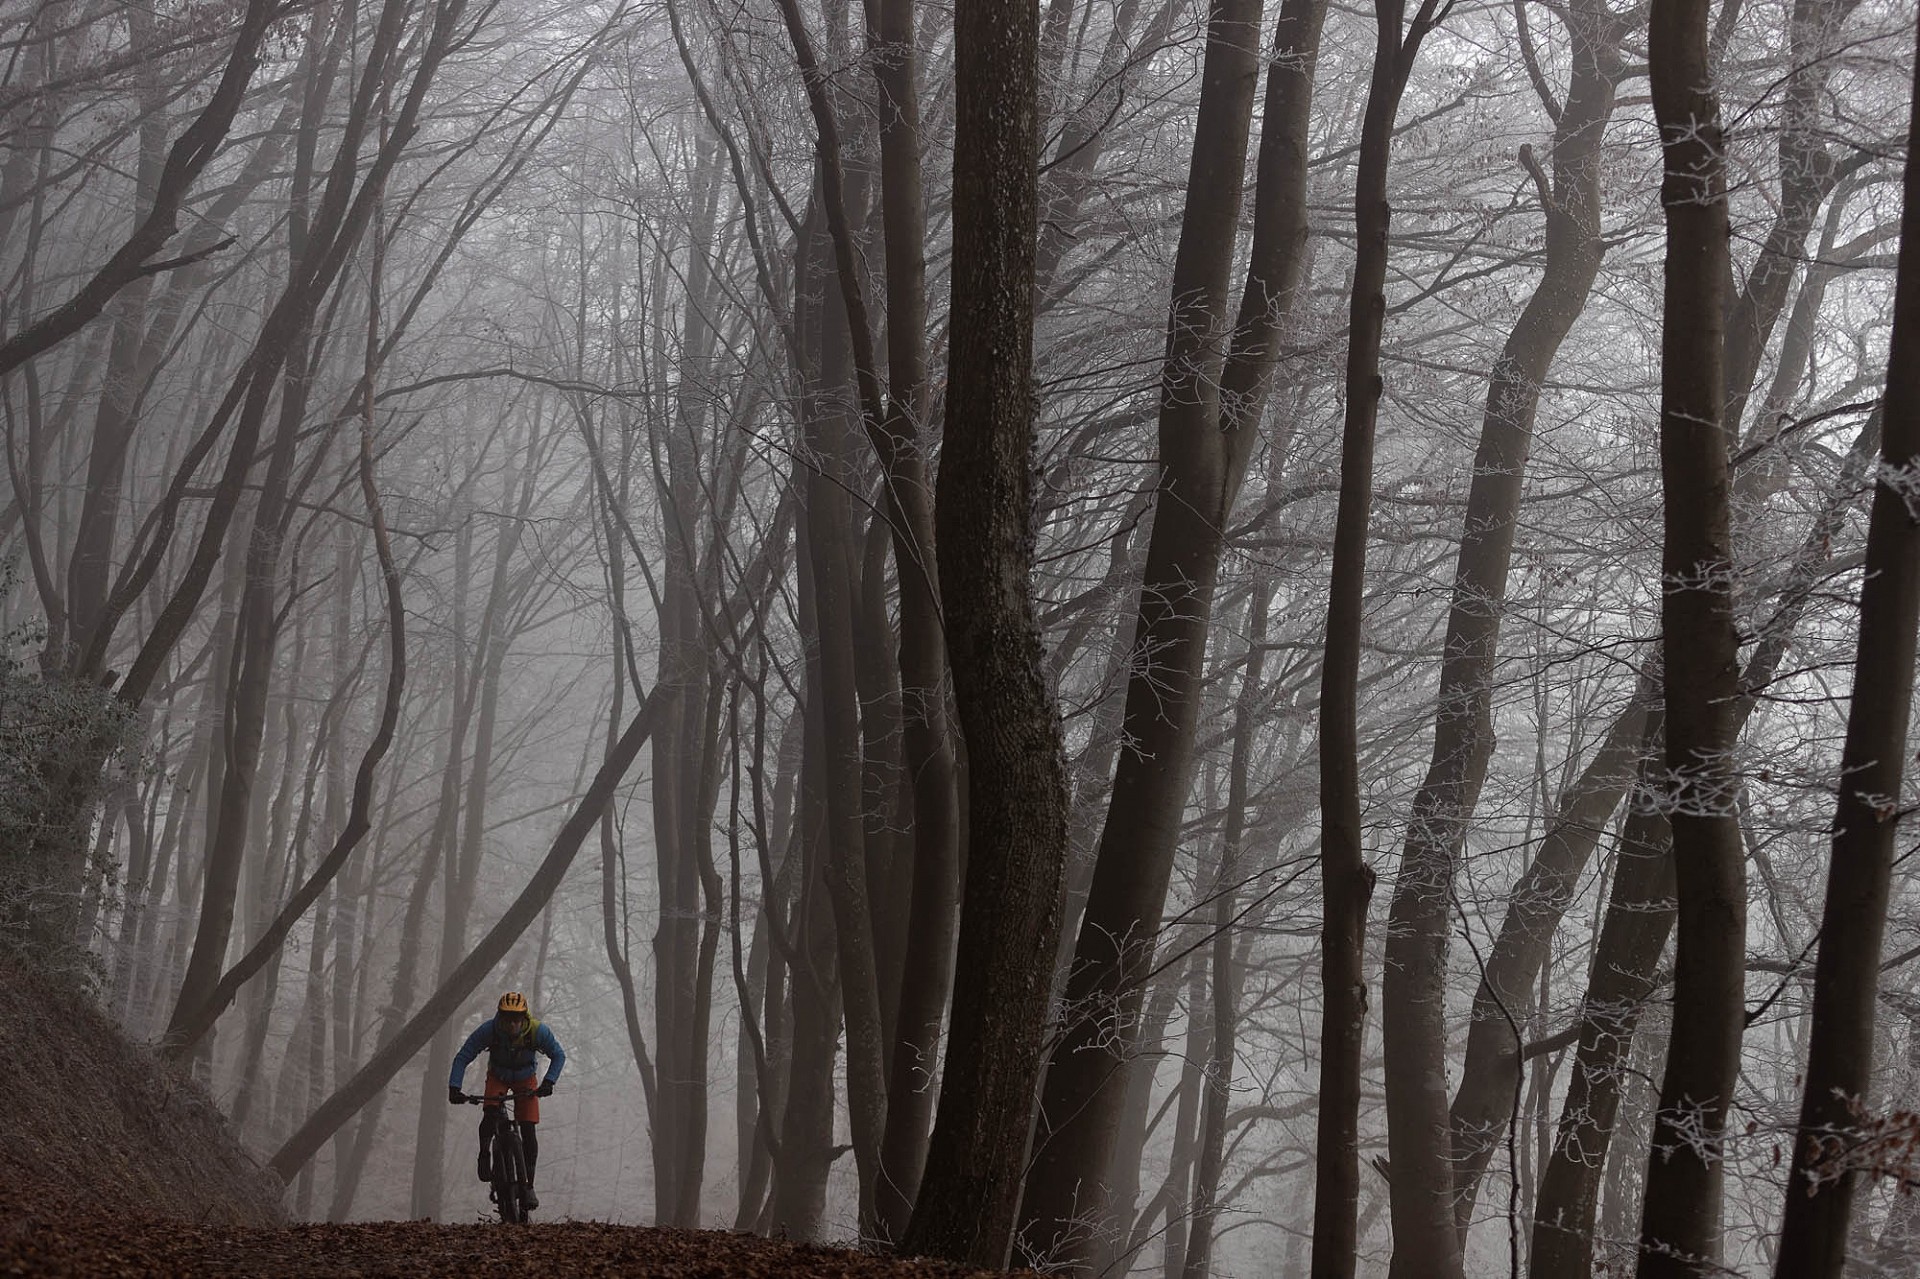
left=492, top=1121, right=524, bottom=1224
left=505, top=1130, right=528, bottom=1223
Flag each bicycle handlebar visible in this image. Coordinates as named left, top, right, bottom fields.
left=454, top=1089, right=541, bottom=1104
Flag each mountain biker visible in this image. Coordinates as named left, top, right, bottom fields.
left=448, top=991, right=566, bottom=1211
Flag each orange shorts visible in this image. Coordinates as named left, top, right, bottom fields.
left=483, top=1072, right=540, bottom=1123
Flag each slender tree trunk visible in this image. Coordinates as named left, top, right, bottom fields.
left=1182, top=572, right=1277, bottom=1279
left=0, top=0, right=277, bottom=378
left=1529, top=737, right=1673, bottom=1278
left=1098, top=972, right=1183, bottom=1276
left=1316, top=0, right=1455, bottom=1271
left=769, top=661, right=841, bottom=1240
left=795, top=196, right=891, bottom=1236
left=776, top=0, right=962, bottom=1234
left=1023, top=3, right=1317, bottom=1263
left=862, top=0, right=965, bottom=1232
left=1638, top=0, right=1745, bottom=1268
left=1773, top=16, right=1920, bottom=1270
left=1375, top=0, right=1621, bottom=1245
left=1160, top=959, right=1210, bottom=1279
left=1722, top=0, right=1863, bottom=445
left=1446, top=679, right=1650, bottom=1228
left=62, top=8, right=166, bottom=661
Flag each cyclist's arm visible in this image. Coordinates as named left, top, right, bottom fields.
left=449, top=1019, right=491, bottom=1089
left=536, top=1023, right=565, bottom=1084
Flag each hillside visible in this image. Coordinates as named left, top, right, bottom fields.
left=0, top=953, right=284, bottom=1228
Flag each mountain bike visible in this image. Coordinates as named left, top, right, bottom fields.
left=455, top=1089, right=539, bottom=1223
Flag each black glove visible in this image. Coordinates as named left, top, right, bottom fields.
left=448, top=1086, right=465, bottom=1105
left=537, top=1078, right=555, bottom=1098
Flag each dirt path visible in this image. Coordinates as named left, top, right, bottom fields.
left=0, top=1218, right=1025, bottom=1277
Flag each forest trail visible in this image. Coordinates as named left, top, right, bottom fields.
left=3, top=959, right=1020, bottom=1276
left=0, top=1218, right=1029, bottom=1276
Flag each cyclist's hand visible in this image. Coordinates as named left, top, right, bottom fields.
left=537, top=1079, right=555, bottom=1098
left=448, top=1086, right=464, bottom=1105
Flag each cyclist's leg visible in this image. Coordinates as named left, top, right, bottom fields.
left=510, top=1083, right=541, bottom=1210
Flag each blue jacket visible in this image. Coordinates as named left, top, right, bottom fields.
left=450, top=1015, right=565, bottom=1087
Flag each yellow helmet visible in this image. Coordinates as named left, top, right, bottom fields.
left=498, top=991, right=529, bottom=1016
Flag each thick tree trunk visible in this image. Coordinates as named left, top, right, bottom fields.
left=1772, top=15, right=1920, bottom=1270
left=899, top=0, right=1067, bottom=1262
left=1638, top=0, right=1746, bottom=1269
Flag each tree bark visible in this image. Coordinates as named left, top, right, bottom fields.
left=1772, top=12, right=1920, bottom=1270
left=865, top=0, right=965, bottom=1239
left=1529, top=736, right=1674, bottom=1278
left=1183, top=571, right=1278, bottom=1279
left=1316, top=0, right=1455, bottom=1273
left=1376, top=0, right=1621, bottom=1246
left=1637, top=0, right=1745, bottom=1268
left=899, top=0, right=1067, bottom=1261
left=1022, top=2, right=1314, bottom=1263
left=1445, top=678, right=1649, bottom=1230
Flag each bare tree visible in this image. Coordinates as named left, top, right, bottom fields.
left=1637, top=0, right=1747, bottom=1269
left=1772, top=11, right=1920, bottom=1270
left=899, top=0, right=1067, bottom=1260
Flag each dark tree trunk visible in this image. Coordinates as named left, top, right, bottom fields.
left=1098, top=971, right=1183, bottom=1276
left=1182, top=570, right=1278, bottom=1279
left=899, top=0, right=1067, bottom=1262
left=769, top=657, right=842, bottom=1240
left=1638, top=0, right=1746, bottom=1269
left=797, top=224, right=890, bottom=1236
left=1772, top=13, right=1920, bottom=1271
left=1529, top=729, right=1674, bottom=1278
left=865, top=0, right=966, bottom=1235
left=1022, top=2, right=1324, bottom=1264
left=1376, top=0, right=1621, bottom=1244
left=1315, top=0, right=1454, bottom=1273
left=1446, top=679, right=1649, bottom=1229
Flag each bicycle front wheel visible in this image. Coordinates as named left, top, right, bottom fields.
left=493, top=1132, right=525, bottom=1224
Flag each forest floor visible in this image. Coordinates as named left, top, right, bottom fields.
left=0, top=1218, right=1030, bottom=1277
